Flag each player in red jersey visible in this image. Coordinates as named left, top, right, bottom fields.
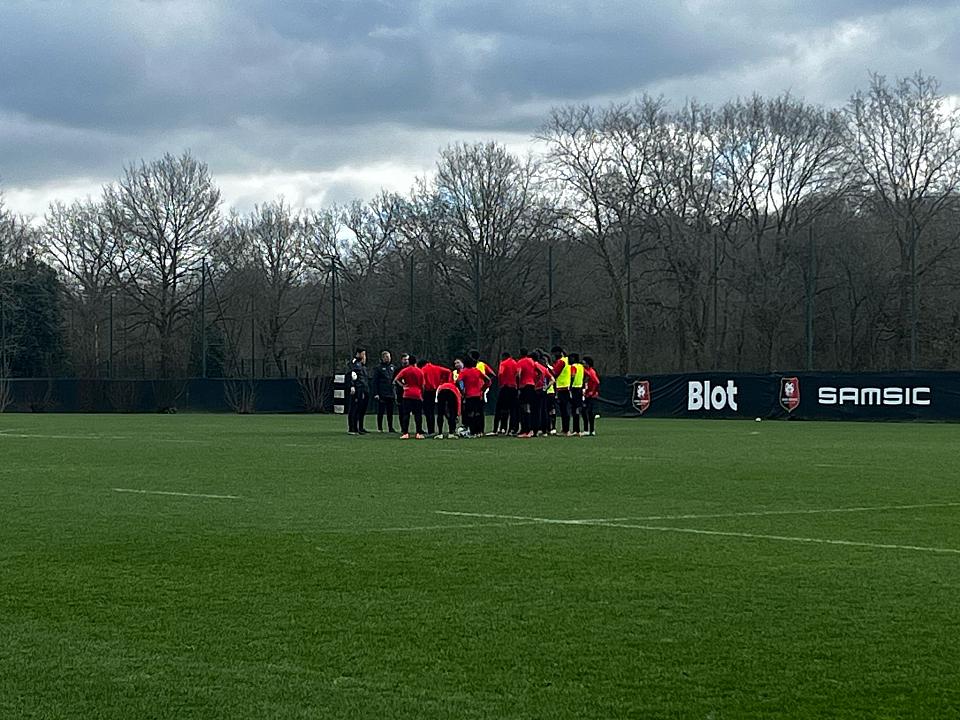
left=535, top=351, right=555, bottom=436
left=493, top=351, right=519, bottom=435
left=418, top=359, right=452, bottom=436
left=515, top=349, right=541, bottom=437
left=582, top=356, right=600, bottom=436
left=435, top=381, right=461, bottom=439
left=394, top=357, right=425, bottom=439
left=457, top=357, right=491, bottom=436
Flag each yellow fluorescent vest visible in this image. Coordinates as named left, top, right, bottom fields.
left=571, top=363, right=586, bottom=389
left=555, top=356, right=571, bottom=389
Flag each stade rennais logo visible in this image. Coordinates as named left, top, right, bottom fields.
left=780, top=377, right=800, bottom=412
left=632, top=380, right=651, bottom=414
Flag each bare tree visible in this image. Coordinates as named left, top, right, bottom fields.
left=104, top=152, right=221, bottom=377
left=42, top=199, right=120, bottom=375
left=224, top=199, right=311, bottom=374
left=430, top=141, right=554, bottom=355
left=342, top=191, right=404, bottom=278
left=0, top=191, right=35, bottom=265
left=846, top=72, right=960, bottom=367
left=540, top=98, right=667, bottom=372
left=715, top=94, right=848, bottom=368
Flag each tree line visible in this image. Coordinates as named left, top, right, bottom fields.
left=1, top=71, right=959, bottom=380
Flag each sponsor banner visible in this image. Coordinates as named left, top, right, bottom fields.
left=615, top=373, right=775, bottom=419
left=600, top=372, right=960, bottom=421
left=3, top=372, right=960, bottom=420
left=785, top=373, right=941, bottom=421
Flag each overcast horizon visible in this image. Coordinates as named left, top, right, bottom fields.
left=1, top=0, right=958, bottom=218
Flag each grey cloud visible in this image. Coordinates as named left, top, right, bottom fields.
left=1, top=0, right=958, bottom=206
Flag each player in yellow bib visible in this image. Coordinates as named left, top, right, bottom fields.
left=551, top=346, right=573, bottom=434
left=569, top=352, right=586, bottom=436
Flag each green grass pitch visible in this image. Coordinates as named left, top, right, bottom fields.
left=2, top=414, right=960, bottom=718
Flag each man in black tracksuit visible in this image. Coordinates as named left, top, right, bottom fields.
left=372, top=351, right=397, bottom=433
left=347, top=348, right=370, bottom=435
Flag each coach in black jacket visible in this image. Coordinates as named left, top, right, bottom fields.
left=347, top=348, right=370, bottom=435
left=372, top=351, right=397, bottom=433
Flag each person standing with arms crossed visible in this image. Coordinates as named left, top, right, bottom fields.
left=372, top=351, right=397, bottom=433
left=347, top=348, right=370, bottom=435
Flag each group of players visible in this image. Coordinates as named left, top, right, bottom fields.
left=346, top=347, right=600, bottom=440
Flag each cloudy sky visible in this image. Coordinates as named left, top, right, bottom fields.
left=1, top=0, right=957, bottom=218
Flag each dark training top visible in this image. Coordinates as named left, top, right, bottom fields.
left=348, top=359, right=370, bottom=396
left=372, top=362, right=397, bottom=397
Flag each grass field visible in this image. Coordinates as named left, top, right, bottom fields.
left=2, top=414, right=960, bottom=719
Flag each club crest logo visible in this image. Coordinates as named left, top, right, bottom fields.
left=632, top=380, right=651, bottom=414
left=780, top=377, right=800, bottom=412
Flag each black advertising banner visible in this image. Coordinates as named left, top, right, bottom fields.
left=4, top=372, right=960, bottom=421
left=596, top=371, right=960, bottom=421
left=607, top=373, right=777, bottom=419
left=773, top=372, right=959, bottom=422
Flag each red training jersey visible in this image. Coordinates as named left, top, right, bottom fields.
left=535, top=363, right=553, bottom=391
left=421, top=363, right=451, bottom=392
left=394, top=365, right=424, bottom=401
left=517, top=357, right=538, bottom=388
left=436, top=382, right=462, bottom=416
left=497, top=358, right=519, bottom=388
left=584, top=367, right=600, bottom=398
left=458, top=367, right=490, bottom=399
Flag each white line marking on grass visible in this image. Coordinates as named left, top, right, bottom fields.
left=596, top=522, right=960, bottom=555
left=438, top=501, right=960, bottom=525
left=0, top=432, right=211, bottom=445
left=813, top=463, right=887, bottom=469
left=436, top=510, right=614, bottom=525
left=610, top=501, right=960, bottom=522
left=316, top=520, right=543, bottom=534
left=602, top=456, right=660, bottom=462
left=437, top=510, right=960, bottom=555
left=0, top=432, right=133, bottom=440
left=112, top=488, right=241, bottom=500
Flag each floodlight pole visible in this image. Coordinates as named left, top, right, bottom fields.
left=548, top=244, right=554, bottom=349
left=0, top=292, right=6, bottom=375
left=713, top=231, right=720, bottom=370
left=805, top=225, right=816, bottom=370
left=624, top=233, right=632, bottom=373
left=331, top=258, right=338, bottom=373
left=474, top=250, right=481, bottom=352
left=408, top=253, right=415, bottom=346
left=910, top=220, right=918, bottom=369
left=109, top=294, right=114, bottom=379
left=201, top=257, right=207, bottom=379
